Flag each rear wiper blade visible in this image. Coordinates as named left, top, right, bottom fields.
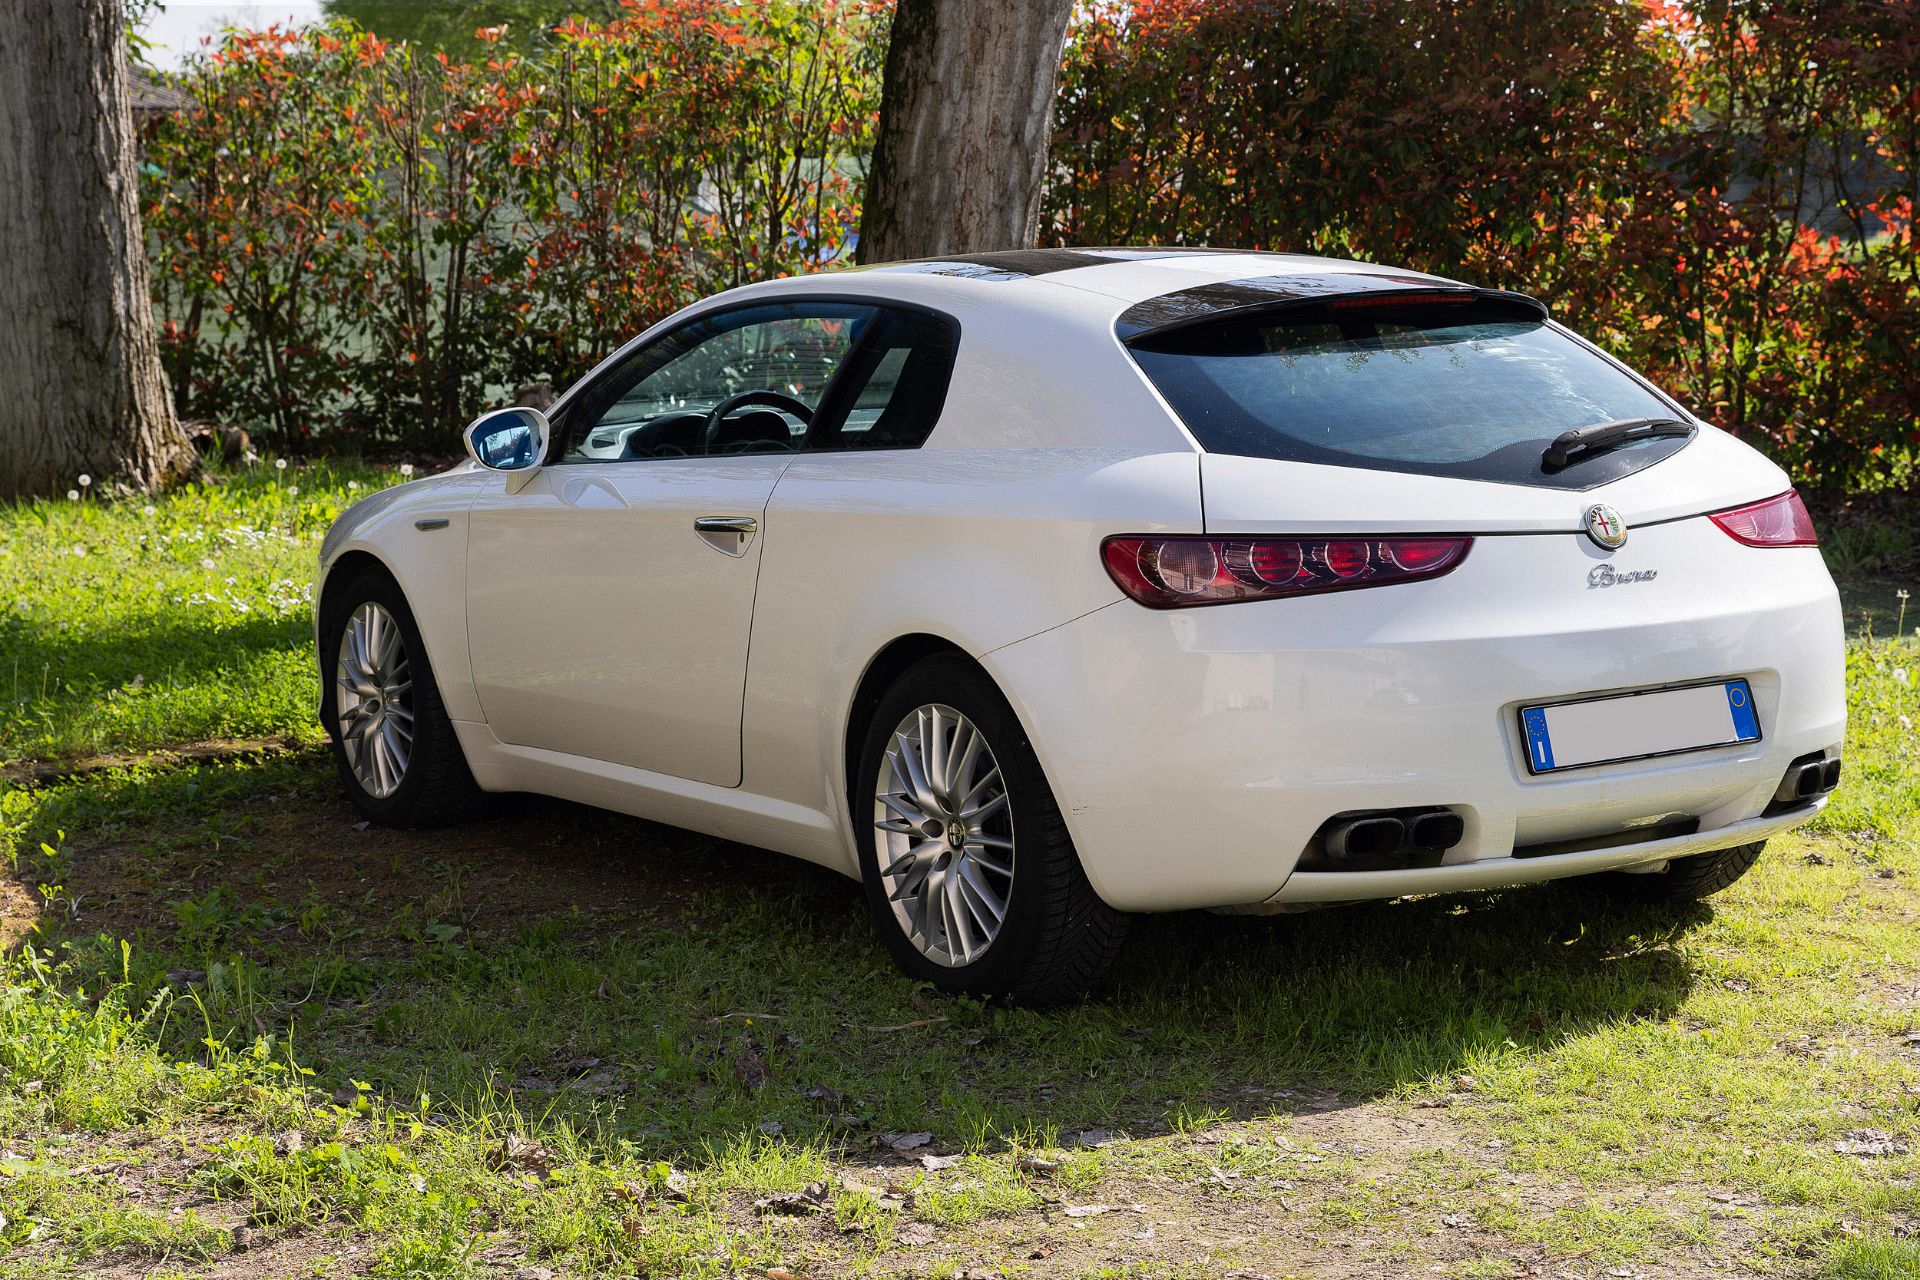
left=1541, top=417, right=1693, bottom=471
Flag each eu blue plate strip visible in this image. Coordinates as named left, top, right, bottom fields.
left=1522, top=706, right=1555, bottom=772
left=1725, top=679, right=1760, bottom=741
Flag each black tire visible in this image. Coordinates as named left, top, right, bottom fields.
left=1592, top=841, right=1765, bottom=902
left=853, top=654, right=1129, bottom=1005
left=319, top=567, right=489, bottom=828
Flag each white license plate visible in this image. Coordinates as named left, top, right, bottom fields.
left=1519, top=679, right=1760, bottom=774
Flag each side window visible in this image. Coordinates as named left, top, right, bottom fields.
left=560, top=303, right=877, bottom=462
left=805, top=308, right=959, bottom=452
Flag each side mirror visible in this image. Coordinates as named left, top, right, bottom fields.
left=463, top=407, right=550, bottom=472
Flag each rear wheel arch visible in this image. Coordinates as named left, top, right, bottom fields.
left=847, top=646, right=1129, bottom=1002
left=842, top=634, right=976, bottom=815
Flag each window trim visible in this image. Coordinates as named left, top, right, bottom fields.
left=544, top=293, right=963, bottom=465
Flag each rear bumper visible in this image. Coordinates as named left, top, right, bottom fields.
left=984, top=519, right=1845, bottom=912
left=1269, top=802, right=1820, bottom=904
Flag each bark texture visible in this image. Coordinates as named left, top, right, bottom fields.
left=0, top=0, right=191, bottom=499
left=857, top=0, right=1073, bottom=263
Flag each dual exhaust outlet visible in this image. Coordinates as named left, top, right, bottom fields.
left=1773, top=752, right=1841, bottom=807
left=1312, top=806, right=1466, bottom=871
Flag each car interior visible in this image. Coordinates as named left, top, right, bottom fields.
left=558, top=301, right=958, bottom=463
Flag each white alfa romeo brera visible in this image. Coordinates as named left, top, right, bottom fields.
left=317, top=248, right=1846, bottom=1003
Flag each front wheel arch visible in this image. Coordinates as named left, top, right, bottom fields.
left=317, top=551, right=396, bottom=651
left=319, top=560, right=488, bottom=828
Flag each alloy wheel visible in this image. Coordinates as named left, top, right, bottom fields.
left=873, top=703, right=1015, bottom=967
left=335, top=601, right=414, bottom=799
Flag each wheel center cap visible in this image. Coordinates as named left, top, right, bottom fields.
left=947, top=819, right=967, bottom=848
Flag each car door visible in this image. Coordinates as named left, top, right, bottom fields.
left=465, top=300, right=879, bottom=787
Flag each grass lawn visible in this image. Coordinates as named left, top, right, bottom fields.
left=1, top=466, right=1918, bottom=1279
left=0, top=462, right=396, bottom=765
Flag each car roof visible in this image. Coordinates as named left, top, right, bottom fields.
left=698, top=249, right=1481, bottom=337
left=837, top=247, right=1469, bottom=308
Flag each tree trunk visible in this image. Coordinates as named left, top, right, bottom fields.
left=0, top=0, right=192, bottom=499
left=857, top=0, right=1073, bottom=263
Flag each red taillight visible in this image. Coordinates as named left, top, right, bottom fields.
left=1709, top=491, right=1818, bottom=547
left=1323, top=540, right=1371, bottom=578
left=1102, top=535, right=1472, bottom=609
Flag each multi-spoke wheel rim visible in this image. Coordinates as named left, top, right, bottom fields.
left=335, top=602, right=413, bottom=799
left=873, top=704, right=1014, bottom=968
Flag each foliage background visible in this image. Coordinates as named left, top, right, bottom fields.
left=1049, top=0, right=1920, bottom=492
left=141, top=0, right=1920, bottom=491
left=144, top=1, right=885, bottom=447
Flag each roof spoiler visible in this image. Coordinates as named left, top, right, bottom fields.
left=1116, top=274, right=1549, bottom=343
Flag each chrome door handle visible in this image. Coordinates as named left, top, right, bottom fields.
left=694, top=516, right=757, bottom=535
left=694, top=515, right=757, bottom=557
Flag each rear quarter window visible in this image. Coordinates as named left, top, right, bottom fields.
left=805, top=307, right=959, bottom=452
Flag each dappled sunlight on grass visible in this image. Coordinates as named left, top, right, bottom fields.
left=0, top=460, right=410, bottom=763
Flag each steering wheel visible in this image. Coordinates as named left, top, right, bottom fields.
left=702, top=390, right=813, bottom=453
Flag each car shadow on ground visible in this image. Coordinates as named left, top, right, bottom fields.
left=9, top=753, right=1714, bottom=1156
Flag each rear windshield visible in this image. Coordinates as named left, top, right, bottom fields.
left=1127, top=303, right=1691, bottom=489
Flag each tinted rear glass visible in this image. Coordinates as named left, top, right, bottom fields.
left=1127, top=303, right=1691, bottom=489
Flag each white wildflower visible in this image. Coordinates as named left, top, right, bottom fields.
left=288, top=485, right=299, bottom=496
left=77, top=473, right=91, bottom=488
left=142, top=504, right=155, bottom=516
left=399, top=463, right=415, bottom=477
left=275, top=457, right=288, bottom=471
left=347, top=481, right=359, bottom=491
left=200, top=557, right=215, bottom=569
left=67, top=489, right=79, bottom=501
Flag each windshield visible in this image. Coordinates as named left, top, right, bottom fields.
left=1127, top=303, right=1691, bottom=489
